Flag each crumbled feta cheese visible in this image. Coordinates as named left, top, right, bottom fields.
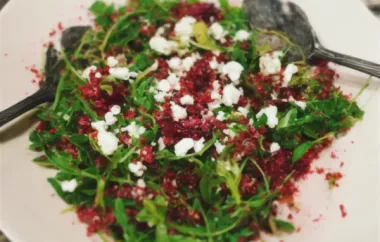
left=97, top=131, right=119, bottom=155
left=167, top=73, right=181, bottom=91
left=174, top=138, right=195, bottom=156
left=237, top=106, right=250, bottom=117
left=216, top=111, right=226, bottom=121
left=155, top=23, right=170, bottom=36
left=270, top=142, right=281, bottom=153
left=214, top=140, right=225, bottom=154
left=154, top=92, right=168, bottom=102
left=222, top=61, right=244, bottom=84
left=294, top=100, right=306, bottom=110
left=128, top=161, right=147, bottom=177
left=283, top=64, right=298, bottom=87
left=168, top=57, right=182, bottom=70
left=194, top=137, right=206, bottom=153
left=61, top=179, right=78, bottom=192
left=157, top=79, right=172, bottom=92
left=209, top=22, right=226, bottom=41
left=233, top=30, right=251, bottom=42
left=107, top=56, right=119, bottom=67
left=136, top=179, right=146, bottom=188
left=109, top=67, right=138, bottom=82
left=151, top=142, right=157, bottom=146
left=63, top=114, right=70, bottom=121
left=256, top=105, right=278, bottom=128
left=158, top=137, right=166, bottom=151
left=170, top=102, right=188, bottom=121
left=182, top=55, right=197, bottom=71
left=82, top=66, right=97, bottom=80
left=180, top=95, right=195, bottom=105
left=174, top=16, right=197, bottom=45
left=124, top=121, right=146, bottom=138
left=222, top=84, right=241, bottom=106
left=211, top=80, right=222, bottom=100
left=91, top=121, right=108, bottom=131
left=209, top=57, right=220, bottom=70
left=149, top=36, right=178, bottom=55
left=105, top=112, right=117, bottom=126
left=223, top=129, right=236, bottom=137
left=111, top=105, right=121, bottom=115
left=259, top=51, right=282, bottom=76
left=95, top=72, right=102, bottom=78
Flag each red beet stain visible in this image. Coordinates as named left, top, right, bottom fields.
left=339, top=204, right=347, bottom=218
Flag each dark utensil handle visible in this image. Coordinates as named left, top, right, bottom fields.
left=0, top=89, right=54, bottom=127
left=312, top=44, right=380, bottom=79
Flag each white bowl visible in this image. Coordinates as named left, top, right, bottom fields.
left=0, top=0, right=379, bottom=241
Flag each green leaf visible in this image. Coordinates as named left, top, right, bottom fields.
left=114, top=199, right=131, bottom=241
left=100, top=84, right=113, bottom=95
left=292, top=141, right=314, bottom=163
left=48, top=178, right=69, bottom=203
left=89, top=1, right=108, bottom=15
left=274, top=219, right=296, bottom=232
left=156, top=224, right=169, bottom=242
left=278, top=109, right=298, bottom=129
left=95, top=16, right=112, bottom=28
left=95, top=179, right=105, bottom=208
left=193, top=21, right=218, bottom=50
left=199, top=175, right=214, bottom=204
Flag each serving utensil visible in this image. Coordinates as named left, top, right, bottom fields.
left=0, top=26, right=89, bottom=127
left=244, top=0, right=380, bottom=78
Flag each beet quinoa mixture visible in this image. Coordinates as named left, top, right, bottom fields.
left=29, top=0, right=364, bottom=241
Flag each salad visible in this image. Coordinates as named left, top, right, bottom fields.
left=29, top=0, right=365, bottom=241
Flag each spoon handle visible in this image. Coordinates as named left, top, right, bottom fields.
left=313, top=45, right=380, bottom=79
left=0, top=88, right=54, bottom=128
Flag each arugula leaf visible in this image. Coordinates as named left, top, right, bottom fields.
left=89, top=1, right=108, bottom=15
left=274, top=219, right=296, bottom=232
left=114, top=199, right=135, bottom=241
left=292, top=141, right=314, bottom=163
left=277, top=109, right=298, bottom=129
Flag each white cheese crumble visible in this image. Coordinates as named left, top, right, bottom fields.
left=209, top=22, right=226, bottom=41
left=180, top=95, right=195, bottom=105
left=182, top=54, right=199, bottom=71
left=270, top=142, right=281, bottom=153
left=223, top=129, right=236, bottom=138
left=95, top=72, right=102, bottom=79
left=111, top=105, right=121, bottom=115
left=97, top=131, right=119, bottom=155
left=174, top=138, right=195, bottom=156
left=174, top=16, right=197, bottom=45
left=167, top=73, right=181, bottom=91
left=259, top=51, right=283, bottom=76
left=294, top=100, right=306, bottom=110
left=136, top=179, right=146, bottom=188
left=222, top=61, right=244, bottom=84
left=109, top=67, right=138, bottom=83
left=158, top=137, right=166, bottom=151
left=170, top=102, right=188, bottom=121
left=128, top=161, right=147, bottom=177
left=107, top=56, right=119, bottom=67
left=209, top=57, right=220, bottom=70
left=123, top=121, right=146, bottom=138
left=91, top=121, right=108, bottom=131
left=82, top=66, right=97, bottom=80
left=222, top=84, right=241, bottom=106
left=216, top=111, right=226, bottom=121
left=168, top=57, right=182, bottom=70
left=283, top=64, right=298, bottom=87
left=157, top=79, right=172, bottom=92
left=237, top=106, right=250, bottom=117
left=214, top=140, right=225, bottom=154
left=149, top=36, right=178, bottom=55
left=256, top=105, right=278, bottom=128
left=234, top=30, right=251, bottom=42
left=194, top=137, right=206, bottom=153
left=61, top=179, right=78, bottom=192
left=105, top=112, right=117, bottom=126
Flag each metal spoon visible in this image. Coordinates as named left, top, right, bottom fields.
left=0, top=26, right=90, bottom=128
left=244, top=0, right=380, bottom=77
